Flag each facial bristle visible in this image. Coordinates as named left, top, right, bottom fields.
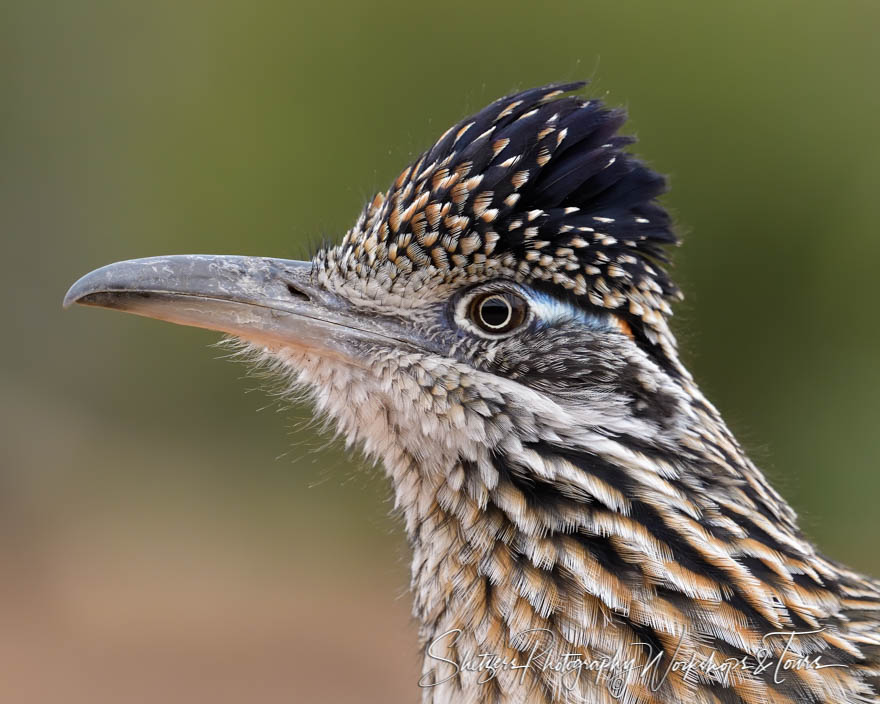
left=321, top=82, right=682, bottom=355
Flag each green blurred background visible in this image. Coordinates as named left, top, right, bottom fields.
left=2, top=1, right=879, bottom=702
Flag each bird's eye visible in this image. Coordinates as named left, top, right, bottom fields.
left=469, top=292, right=528, bottom=334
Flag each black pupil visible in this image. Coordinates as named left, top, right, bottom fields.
left=480, top=297, right=511, bottom=328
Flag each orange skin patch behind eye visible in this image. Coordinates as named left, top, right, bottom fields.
left=614, top=316, right=635, bottom=340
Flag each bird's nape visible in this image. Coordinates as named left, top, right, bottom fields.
left=64, top=83, right=880, bottom=704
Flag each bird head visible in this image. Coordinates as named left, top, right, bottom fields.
left=65, top=83, right=690, bottom=475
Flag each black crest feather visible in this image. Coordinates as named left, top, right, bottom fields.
left=325, top=82, right=681, bottom=352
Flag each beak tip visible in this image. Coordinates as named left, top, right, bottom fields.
left=62, top=259, right=138, bottom=310
left=63, top=274, right=97, bottom=309
left=62, top=283, right=83, bottom=309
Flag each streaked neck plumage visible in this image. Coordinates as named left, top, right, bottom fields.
left=261, top=320, right=876, bottom=703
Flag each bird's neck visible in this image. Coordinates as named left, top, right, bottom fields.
left=380, top=377, right=849, bottom=703
left=287, top=350, right=868, bottom=702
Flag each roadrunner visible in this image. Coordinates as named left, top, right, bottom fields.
left=65, top=83, right=879, bottom=703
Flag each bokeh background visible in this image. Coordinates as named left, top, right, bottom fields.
left=2, top=1, right=879, bottom=702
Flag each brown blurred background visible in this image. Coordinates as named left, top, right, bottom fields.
left=2, top=1, right=879, bottom=702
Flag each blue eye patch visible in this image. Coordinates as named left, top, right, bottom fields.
left=525, top=289, right=616, bottom=332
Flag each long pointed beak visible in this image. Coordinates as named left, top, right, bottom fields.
left=63, top=254, right=402, bottom=364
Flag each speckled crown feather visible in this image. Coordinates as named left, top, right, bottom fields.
left=320, top=82, right=682, bottom=354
